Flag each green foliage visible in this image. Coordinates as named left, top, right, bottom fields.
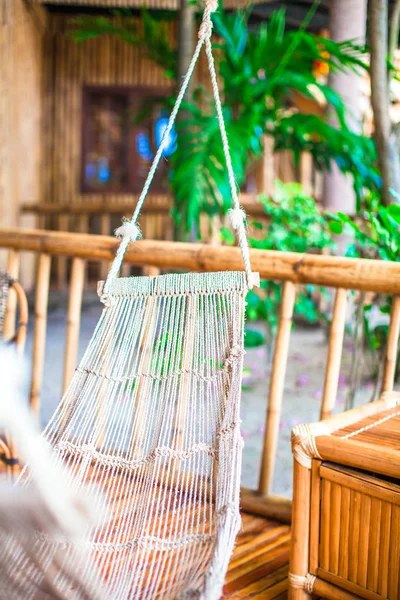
left=222, top=182, right=333, bottom=344
left=328, top=205, right=400, bottom=362
left=71, top=6, right=379, bottom=233
left=171, top=7, right=378, bottom=232
left=328, top=204, right=400, bottom=261
left=250, top=181, right=334, bottom=253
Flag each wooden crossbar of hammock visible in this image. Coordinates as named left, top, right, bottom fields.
left=2, top=0, right=258, bottom=598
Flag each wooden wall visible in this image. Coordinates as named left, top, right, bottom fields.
left=0, top=0, right=46, bottom=285
left=42, top=13, right=183, bottom=240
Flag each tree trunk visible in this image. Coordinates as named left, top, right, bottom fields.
left=177, top=0, right=196, bottom=89
left=323, top=0, right=367, bottom=215
left=369, top=0, right=398, bottom=205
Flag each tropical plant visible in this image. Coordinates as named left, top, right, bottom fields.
left=71, top=5, right=379, bottom=233
left=221, top=182, right=333, bottom=350
left=328, top=204, right=400, bottom=405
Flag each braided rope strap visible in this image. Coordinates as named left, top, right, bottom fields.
left=288, top=573, right=317, bottom=594
left=101, top=0, right=257, bottom=306
left=291, top=422, right=329, bottom=469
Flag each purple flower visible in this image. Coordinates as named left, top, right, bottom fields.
left=290, top=352, right=307, bottom=362
left=296, top=374, right=310, bottom=387
left=313, top=389, right=323, bottom=401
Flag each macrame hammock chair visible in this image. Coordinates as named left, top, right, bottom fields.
left=3, top=2, right=259, bottom=597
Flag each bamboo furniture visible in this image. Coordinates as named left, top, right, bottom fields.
left=1, top=268, right=28, bottom=354
left=2, top=226, right=400, bottom=526
left=289, top=392, right=400, bottom=600
left=0, top=267, right=29, bottom=476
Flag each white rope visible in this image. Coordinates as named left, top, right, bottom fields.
left=204, top=34, right=253, bottom=287
left=103, top=0, right=255, bottom=302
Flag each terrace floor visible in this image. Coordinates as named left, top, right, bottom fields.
left=224, top=513, right=290, bottom=599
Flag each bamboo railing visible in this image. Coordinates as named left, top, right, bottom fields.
left=21, top=195, right=269, bottom=289
left=1, top=226, right=400, bottom=523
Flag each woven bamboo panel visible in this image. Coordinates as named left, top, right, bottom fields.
left=33, top=0, right=263, bottom=9
left=42, top=12, right=179, bottom=241
left=318, top=464, right=400, bottom=599
left=0, top=0, right=46, bottom=284
left=332, top=406, right=400, bottom=451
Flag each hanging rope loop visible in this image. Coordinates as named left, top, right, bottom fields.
left=103, top=0, right=258, bottom=293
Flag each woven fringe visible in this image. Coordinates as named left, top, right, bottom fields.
left=98, top=270, right=248, bottom=299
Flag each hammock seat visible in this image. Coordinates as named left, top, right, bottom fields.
left=4, top=1, right=259, bottom=597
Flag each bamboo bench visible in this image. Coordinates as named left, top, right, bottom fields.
left=1, top=226, right=400, bottom=598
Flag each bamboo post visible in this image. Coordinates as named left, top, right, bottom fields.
left=12, top=281, right=29, bottom=354
left=143, top=266, right=161, bottom=277
left=3, top=249, right=20, bottom=340
left=320, top=288, right=347, bottom=420
left=381, top=294, right=400, bottom=392
left=30, top=253, right=51, bottom=417
left=78, top=214, right=89, bottom=286
left=100, top=213, right=111, bottom=280
left=62, top=257, right=85, bottom=394
left=258, top=281, right=296, bottom=496
left=256, top=134, right=274, bottom=196
left=57, top=214, right=69, bottom=290
left=299, top=152, right=313, bottom=196
left=289, top=456, right=312, bottom=600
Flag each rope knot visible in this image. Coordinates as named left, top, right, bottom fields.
left=199, top=16, right=213, bottom=40
left=114, top=219, right=142, bottom=243
left=228, top=208, right=247, bottom=230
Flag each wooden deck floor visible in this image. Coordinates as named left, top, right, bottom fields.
left=0, top=454, right=291, bottom=599
left=224, top=513, right=291, bottom=599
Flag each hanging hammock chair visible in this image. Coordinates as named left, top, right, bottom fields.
left=5, top=1, right=258, bottom=597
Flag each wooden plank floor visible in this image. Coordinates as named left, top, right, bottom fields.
left=0, top=453, right=291, bottom=599
left=224, top=512, right=291, bottom=599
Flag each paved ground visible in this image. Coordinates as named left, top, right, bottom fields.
left=22, top=292, right=375, bottom=497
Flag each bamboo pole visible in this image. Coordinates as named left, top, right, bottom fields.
left=100, top=213, right=111, bottom=280
left=316, top=435, right=400, bottom=480
left=62, top=257, right=85, bottom=394
left=289, top=457, right=312, bottom=600
left=12, top=280, right=28, bottom=354
left=21, top=196, right=272, bottom=218
left=30, top=253, right=51, bottom=417
left=240, top=488, right=292, bottom=523
left=143, top=266, right=161, bottom=277
left=320, top=288, right=347, bottom=420
left=258, top=281, right=296, bottom=496
left=381, top=294, right=400, bottom=392
left=3, top=248, right=20, bottom=340
left=2, top=228, right=400, bottom=294
left=57, top=214, right=68, bottom=290
left=312, top=578, right=361, bottom=600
